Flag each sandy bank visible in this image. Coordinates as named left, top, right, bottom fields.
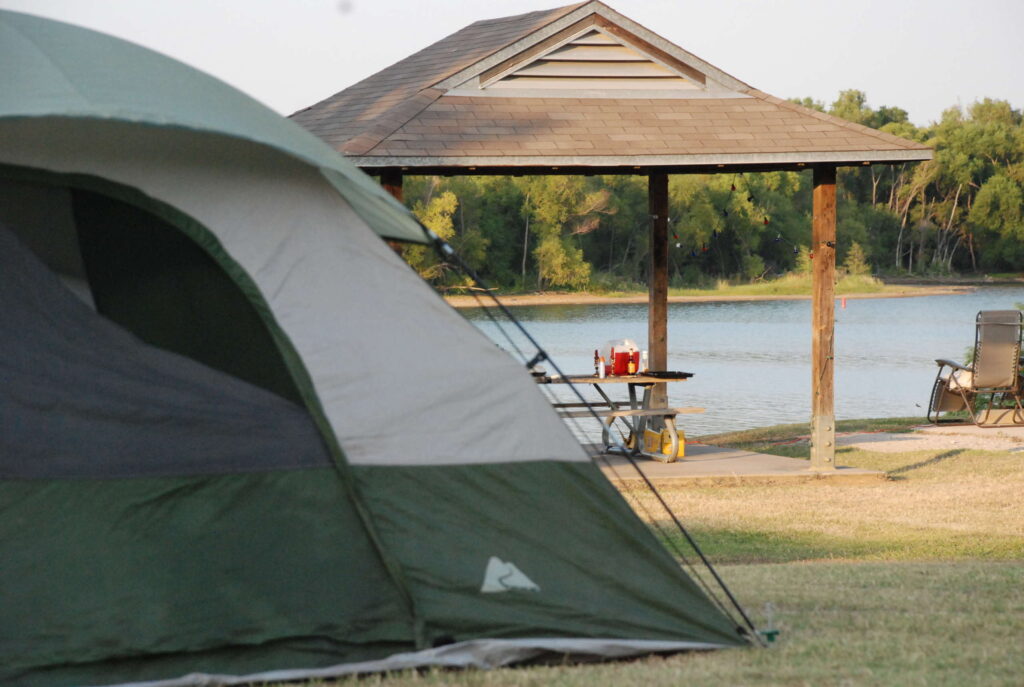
left=445, top=285, right=974, bottom=308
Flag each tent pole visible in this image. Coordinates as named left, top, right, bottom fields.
left=648, top=173, right=668, bottom=411
left=810, top=165, right=837, bottom=470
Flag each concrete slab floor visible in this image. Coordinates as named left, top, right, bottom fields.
left=591, top=442, right=884, bottom=488
left=592, top=422, right=1024, bottom=488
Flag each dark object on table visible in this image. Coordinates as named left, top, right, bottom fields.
left=643, top=370, right=694, bottom=380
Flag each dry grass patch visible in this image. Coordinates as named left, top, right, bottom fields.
left=632, top=448, right=1024, bottom=563
left=640, top=423, right=1024, bottom=564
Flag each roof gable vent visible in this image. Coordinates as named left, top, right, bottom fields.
left=482, top=29, right=700, bottom=91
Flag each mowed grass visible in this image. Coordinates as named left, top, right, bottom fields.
left=299, top=563, right=1022, bottom=687
left=678, top=418, right=1024, bottom=563
left=294, top=419, right=1024, bottom=687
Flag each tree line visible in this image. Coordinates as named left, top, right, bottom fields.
left=399, top=91, right=1024, bottom=291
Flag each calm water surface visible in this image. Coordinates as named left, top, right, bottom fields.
left=462, top=287, right=1024, bottom=436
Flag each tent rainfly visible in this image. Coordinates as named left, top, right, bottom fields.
left=291, top=1, right=934, bottom=471
left=0, top=10, right=748, bottom=687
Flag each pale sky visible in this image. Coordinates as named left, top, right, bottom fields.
left=2, top=0, right=1022, bottom=127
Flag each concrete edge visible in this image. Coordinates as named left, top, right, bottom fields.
left=606, top=470, right=888, bottom=488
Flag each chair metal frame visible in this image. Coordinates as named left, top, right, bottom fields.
left=927, top=310, right=1024, bottom=427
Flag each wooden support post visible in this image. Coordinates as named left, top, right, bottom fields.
left=380, top=169, right=404, bottom=202
left=811, top=166, right=837, bottom=470
left=380, top=170, right=405, bottom=253
left=648, top=173, right=669, bottom=412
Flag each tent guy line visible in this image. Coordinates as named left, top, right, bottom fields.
left=423, top=223, right=763, bottom=643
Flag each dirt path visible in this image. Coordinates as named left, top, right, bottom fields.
left=838, top=424, right=1024, bottom=453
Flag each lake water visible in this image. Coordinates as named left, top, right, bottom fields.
left=461, top=287, right=1024, bottom=437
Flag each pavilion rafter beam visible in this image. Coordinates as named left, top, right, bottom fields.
left=364, top=160, right=903, bottom=180
left=352, top=150, right=932, bottom=172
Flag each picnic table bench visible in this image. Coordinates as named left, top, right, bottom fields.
left=536, top=373, right=702, bottom=462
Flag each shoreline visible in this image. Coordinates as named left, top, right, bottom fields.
left=445, top=285, right=975, bottom=308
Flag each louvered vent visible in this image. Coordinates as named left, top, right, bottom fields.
left=485, top=30, right=698, bottom=90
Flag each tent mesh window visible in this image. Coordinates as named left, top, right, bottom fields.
left=73, top=189, right=304, bottom=404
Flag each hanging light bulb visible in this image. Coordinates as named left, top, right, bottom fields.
left=730, top=183, right=736, bottom=191
left=763, top=217, right=770, bottom=225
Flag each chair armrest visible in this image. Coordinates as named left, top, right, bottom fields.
left=935, top=359, right=970, bottom=371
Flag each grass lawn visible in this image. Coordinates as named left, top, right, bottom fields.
left=294, top=419, right=1024, bottom=687
left=669, top=273, right=889, bottom=298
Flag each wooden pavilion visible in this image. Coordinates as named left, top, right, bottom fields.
left=291, top=1, right=933, bottom=469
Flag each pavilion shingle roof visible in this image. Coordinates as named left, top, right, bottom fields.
left=291, top=3, right=586, bottom=154
left=292, top=1, right=931, bottom=169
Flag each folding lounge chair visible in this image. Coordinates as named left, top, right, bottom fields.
left=928, top=310, right=1024, bottom=426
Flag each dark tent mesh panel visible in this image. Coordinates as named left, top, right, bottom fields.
left=0, top=222, right=332, bottom=479
left=72, top=189, right=304, bottom=405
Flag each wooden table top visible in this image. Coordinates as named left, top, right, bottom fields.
left=536, top=372, right=693, bottom=384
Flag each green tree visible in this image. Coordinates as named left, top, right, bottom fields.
left=795, top=245, right=813, bottom=274
left=970, top=175, right=1024, bottom=269
left=841, top=242, right=871, bottom=275
left=520, top=176, right=605, bottom=289
left=830, top=89, right=873, bottom=126
left=401, top=184, right=460, bottom=282
left=788, top=96, right=825, bottom=112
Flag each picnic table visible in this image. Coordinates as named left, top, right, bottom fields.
left=535, top=372, right=702, bottom=462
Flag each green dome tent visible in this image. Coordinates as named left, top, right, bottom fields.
left=0, top=10, right=747, bottom=687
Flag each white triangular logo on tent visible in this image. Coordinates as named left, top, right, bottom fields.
left=480, top=556, right=540, bottom=593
